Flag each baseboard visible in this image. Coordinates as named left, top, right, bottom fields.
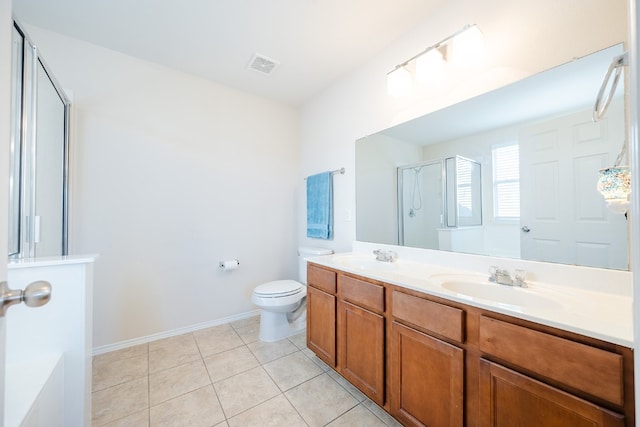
left=92, top=309, right=261, bottom=356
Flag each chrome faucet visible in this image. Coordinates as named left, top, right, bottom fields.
left=489, top=266, right=527, bottom=288
left=373, top=249, right=397, bottom=263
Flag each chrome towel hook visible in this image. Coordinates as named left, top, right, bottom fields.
left=593, top=52, right=628, bottom=122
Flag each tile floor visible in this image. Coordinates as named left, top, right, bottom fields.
left=92, top=316, right=403, bottom=426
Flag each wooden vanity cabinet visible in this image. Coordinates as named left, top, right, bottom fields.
left=478, top=315, right=630, bottom=427
left=306, top=264, right=337, bottom=366
left=389, top=289, right=465, bottom=427
left=305, top=262, right=635, bottom=427
left=390, top=322, right=464, bottom=426
left=337, top=274, right=385, bottom=405
left=479, top=359, right=625, bottom=427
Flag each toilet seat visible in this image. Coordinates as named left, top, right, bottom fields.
left=253, top=280, right=303, bottom=298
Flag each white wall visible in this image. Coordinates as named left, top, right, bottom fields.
left=356, top=133, right=421, bottom=245
left=25, top=26, right=299, bottom=348
left=299, top=0, right=628, bottom=255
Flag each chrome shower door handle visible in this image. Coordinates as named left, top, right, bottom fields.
left=0, top=280, right=52, bottom=317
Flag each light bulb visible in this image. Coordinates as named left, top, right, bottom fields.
left=416, top=47, right=445, bottom=85
left=451, top=25, right=484, bottom=65
left=387, top=66, right=412, bottom=97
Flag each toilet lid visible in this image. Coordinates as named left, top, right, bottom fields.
left=254, top=280, right=303, bottom=297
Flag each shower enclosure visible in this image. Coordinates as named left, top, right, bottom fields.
left=9, top=21, right=71, bottom=259
left=398, top=156, right=482, bottom=249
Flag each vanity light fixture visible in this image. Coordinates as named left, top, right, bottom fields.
left=387, top=65, right=412, bottom=97
left=450, top=24, right=485, bottom=65
left=386, top=24, right=484, bottom=97
left=416, top=47, right=446, bottom=85
left=597, top=140, right=631, bottom=214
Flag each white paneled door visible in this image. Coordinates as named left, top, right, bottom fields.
left=1, top=0, right=13, bottom=423
left=520, top=100, right=628, bottom=269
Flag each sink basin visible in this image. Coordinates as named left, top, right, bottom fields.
left=333, top=256, right=398, bottom=271
left=431, top=274, right=560, bottom=310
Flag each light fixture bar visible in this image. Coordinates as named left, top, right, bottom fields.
left=386, top=24, right=475, bottom=76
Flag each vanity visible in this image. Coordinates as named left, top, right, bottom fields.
left=306, top=252, right=634, bottom=427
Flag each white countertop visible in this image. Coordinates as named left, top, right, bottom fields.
left=308, top=252, right=634, bottom=348
left=8, top=254, right=99, bottom=269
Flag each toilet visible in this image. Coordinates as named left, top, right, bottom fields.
left=252, top=247, right=333, bottom=342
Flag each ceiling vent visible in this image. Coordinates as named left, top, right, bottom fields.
left=248, top=53, right=280, bottom=75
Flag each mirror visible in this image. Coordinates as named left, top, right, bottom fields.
left=356, top=44, right=628, bottom=270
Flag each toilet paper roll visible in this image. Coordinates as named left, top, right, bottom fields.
left=219, top=259, right=239, bottom=271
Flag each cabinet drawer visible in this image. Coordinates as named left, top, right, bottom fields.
left=307, top=264, right=336, bottom=294
left=391, top=290, right=464, bottom=343
left=339, top=275, right=384, bottom=313
left=479, top=359, right=624, bottom=427
left=479, top=316, right=624, bottom=406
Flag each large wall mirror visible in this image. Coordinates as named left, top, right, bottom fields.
left=356, top=43, right=629, bottom=270
left=9, top=21, right=70, bottom=259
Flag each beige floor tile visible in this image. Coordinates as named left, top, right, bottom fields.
left=234, top=322, right=260, bottom=344
left=149, top=359, right=211, bottom=405
left=285, top=373, right=359, bottom=427
left=288, top=331, right=307, bottom=349
left=229, top=315, right=260, bottom=330
left=92, top=324, right=405, bottom=427
left=92, top=377, right=149, bottom=426
left=148, top=333, right=196, bottom=352
left=214, top=366, right=280, bottom=418
left=326, top=404, right=387, bottom=426
left=301, top=348, right=332, bottom=371
left=227, top=394, right=307, bottom=427
left=150, top=385, right=225, bottom=427
left=194, top=324, right=245, bottom=357
left=204, top=345, right=260, bottom=383
left=247, top=338, right=298, bottom=364
left=101, top=409, right=149, bottom=427
left=93, top=354, right=148, bottom=392
left=263, top=351, right=323, bottom=391
left=148, top=333, right=201, bottom=373
left=362, top=399, right=403, bottom=427
left=94, top=344, right=148, bottom=368
left=327, top=368, right=367, bottom=402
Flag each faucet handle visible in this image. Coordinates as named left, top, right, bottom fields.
left=513, top=269, right=527, bottom=288
left=373, top=249, right=397, bottom=262
left=488, top=265, right=498, bottom=282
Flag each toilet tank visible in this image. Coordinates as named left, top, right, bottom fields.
left=298, top=247, right=333, bottom=284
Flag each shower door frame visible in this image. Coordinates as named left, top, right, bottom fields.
left=10, top=20, right=71, bottom=259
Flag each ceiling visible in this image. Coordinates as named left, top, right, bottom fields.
left=12, top=0, right=447, bottom=106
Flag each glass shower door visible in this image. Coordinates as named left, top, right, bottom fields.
left=33, top=62, right=67, bottom=257
left=9, top=22, right=70, bottom=259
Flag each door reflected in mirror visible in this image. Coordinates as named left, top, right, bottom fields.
left=356, top=44, right=628, bottom=270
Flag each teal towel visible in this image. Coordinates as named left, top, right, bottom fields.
left=306, top=172, right=333, bottom=239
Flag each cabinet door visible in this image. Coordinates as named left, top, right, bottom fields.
left=390, top=321, right=464, bottom=427
left=338, top=300, right=385, bottom=405
left=479, top=359, right=625, bottom=427
left=307, top=285, right=336, bottom=366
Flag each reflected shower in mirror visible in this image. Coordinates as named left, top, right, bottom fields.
left=356, top=44, right=628, bottom=270
left=398, top=156, right=482, bottom=250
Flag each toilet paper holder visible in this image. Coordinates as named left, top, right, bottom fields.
left=219, top=259, right=240, bottom=271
